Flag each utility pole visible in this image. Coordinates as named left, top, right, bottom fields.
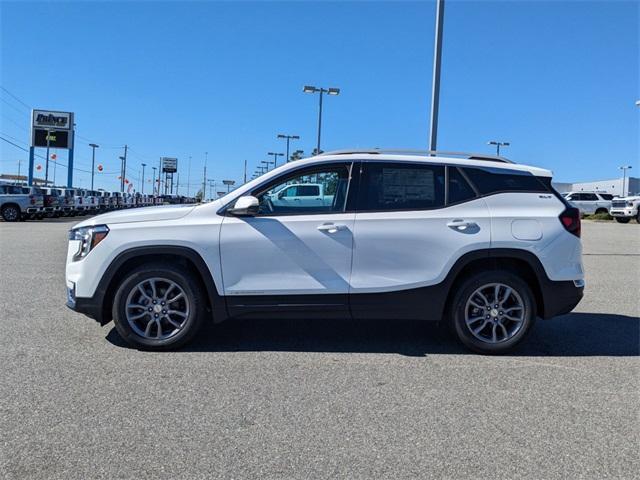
left=244, top=159, right=247, bottom=184
left=176, top=172, right=179, bottom=195
left=207, top=179, right=216, bottom=201
left=428, top=0, right=445, bottom=152
left=17, top=159, right=22, bottom=181
left=202, top=152, right=208, bottom=201
left=187, top=155, right=192, bottom=196
left=141, top=163, right=146, bottom=194
left=89, top=143, right=99, bottom=190
left=120, top=145, right=128, bottom=192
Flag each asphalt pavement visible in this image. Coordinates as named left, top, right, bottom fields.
left=1, top=218, right=638, bottom=479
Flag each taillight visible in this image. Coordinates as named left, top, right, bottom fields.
left=559, top=207, right=581, bottom=237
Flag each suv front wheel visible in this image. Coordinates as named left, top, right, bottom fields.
left=112, top=263, right=205, bottom=350
left=450, top=271, right=535, bottom=354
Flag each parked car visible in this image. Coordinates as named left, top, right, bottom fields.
left=42, top=187, right=64, bottom=217
left=269, top=183, right=334, bottom=209
left=0, top=184, right=44, bottom=221
left=563, top=192, right=612, bottom=215
left=57, top=188, right=78, bottom=216
left=66, top=149, right=584, bottom=354
left=609, top=195, right=640, bottom=223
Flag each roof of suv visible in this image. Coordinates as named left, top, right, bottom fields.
left=296, top=150, right=552, bottom=178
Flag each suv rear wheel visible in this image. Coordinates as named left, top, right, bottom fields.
left=450, top=271, right=535, bottom=354
left=112, top=263, right=205, bottom=350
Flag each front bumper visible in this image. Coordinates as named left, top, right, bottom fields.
left=610, top=208, right=635, bottom=218
left=66, top=283, right=105, bottom=324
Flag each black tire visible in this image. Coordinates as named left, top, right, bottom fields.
left=615, top=217, right=631, bottom=224
left=449, top=271, right=536, bottom=354
left=636, top=212, right=640, bottom=224
left=1, top=204, right=21, bottom=222
left=595, top=208, right=608, bottom=215
left=112, top=263, right=206, bottom=350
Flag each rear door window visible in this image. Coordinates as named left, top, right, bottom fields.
left=599, top=194, right=613, bottom=200
left=357, top=162, right=445, bottom=211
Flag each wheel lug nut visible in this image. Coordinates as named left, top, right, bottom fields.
left=161, top=302, right=165, bottom=306
left=154, top=313, right=158, bottom=318
left=162, top=310, right=167, bottom=314
left=152, top=300, right=157, bottom=304
left=499, top=311, right=503, bottom=315
left=148, top=307, right=153, bottom=312
left=486, top=315, right=490, bottom=319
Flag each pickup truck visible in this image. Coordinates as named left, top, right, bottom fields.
left=0, top=184, right=44, bottom=221
left=609, top=196, right=640, bottom=223
left=270, top=183, right=335, bottom=208
left=563, top=192, right=612, bottom=215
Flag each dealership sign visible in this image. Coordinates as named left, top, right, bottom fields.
left=31, top=109, right=74, bottom=149
left=162, top=157, right=178, bottom=173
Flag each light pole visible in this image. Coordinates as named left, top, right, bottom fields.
left=261, top=160, right=274, bottom=172
left=45, top=129, right=52, bottom=185
left=89, top=143, right=99, bottom=190
left=207, top=178, right=215, bottom=201
left=487, top=141, right=510, bottom=156
left=151, top=167, right=157, bottom=195
left=277, top=134, right=300, bottom=162
left=141, top=163, right=146, bottom=194
left=119, top=156, right=126, bottom=192
left=303, top=85, right=340, bottom=153
left=619, top=165, right=633, bottom=197
left=267, top=152, right=284, bottom=167
left=428, top=0, right=445, bottom=151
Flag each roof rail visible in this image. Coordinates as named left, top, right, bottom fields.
left=318, top=148, right=513, bottom=163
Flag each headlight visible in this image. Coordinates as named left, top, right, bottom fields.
left=68, top=225, right=109, bottom=261
left=627, top=201, right=634, bottom=207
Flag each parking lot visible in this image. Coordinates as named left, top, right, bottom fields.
left=1, top=219, right=638, bottom=479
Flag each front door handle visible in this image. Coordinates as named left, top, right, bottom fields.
left=447, top=219, right=478, bottom=231
left=317, top=223, right=345, bottom=234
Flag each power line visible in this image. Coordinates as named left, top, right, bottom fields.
left=0, top=86, right=32, bottom=110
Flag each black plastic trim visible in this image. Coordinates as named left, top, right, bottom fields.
left=70, top=246, right=226, bottom=326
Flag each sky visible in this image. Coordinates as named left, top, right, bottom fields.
left=1, top=0, right=638, bottom=193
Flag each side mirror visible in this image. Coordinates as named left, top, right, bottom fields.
left=228, top=195, right=259, bottom=216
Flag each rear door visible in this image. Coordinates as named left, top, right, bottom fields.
left=349, top=161, right=491, bottom=320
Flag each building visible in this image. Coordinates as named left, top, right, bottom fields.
left=552, top=176, right=639, bottom=197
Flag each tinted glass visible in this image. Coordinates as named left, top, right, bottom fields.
left=254, top=164, right=350, bottom=215
left=462, top=167, right=548, bottom=195
left=581, top=193, right=598, bottom=201
left=599, top=194, right=613, bottom=200
left=0, top=186, right=5, bottom=194
left=448, top=167, right=476, bottom=204
left=297, top=185, right=320, bottom=196
left=359, top=162, right=445, bottom=211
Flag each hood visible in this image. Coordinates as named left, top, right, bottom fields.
left=73, top=204, right=197, bottom=228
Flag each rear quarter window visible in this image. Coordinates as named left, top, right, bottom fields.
left=462, top=167, right=549, bottom=195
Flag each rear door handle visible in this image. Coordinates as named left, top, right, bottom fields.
left=447, top=219, right=478, bottom=231
left=317, top=223, right=345, bottom=234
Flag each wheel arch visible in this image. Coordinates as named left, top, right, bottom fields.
left=443, top=249, right=550, bottom=319
left=97, top=246, right=226, bottom=325
left=1, top=202, right=22, bottom=213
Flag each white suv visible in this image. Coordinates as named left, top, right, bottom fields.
left=563, top=191, right=612, bottom=215
left=65, top=150, right=584, bottom=354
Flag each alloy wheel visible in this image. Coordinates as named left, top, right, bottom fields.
left=464, top=282, right=525, bottom=344
left=124, top=277, right=190, bottom=340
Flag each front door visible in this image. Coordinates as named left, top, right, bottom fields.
left=220, top=162, right=355, bottom=318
